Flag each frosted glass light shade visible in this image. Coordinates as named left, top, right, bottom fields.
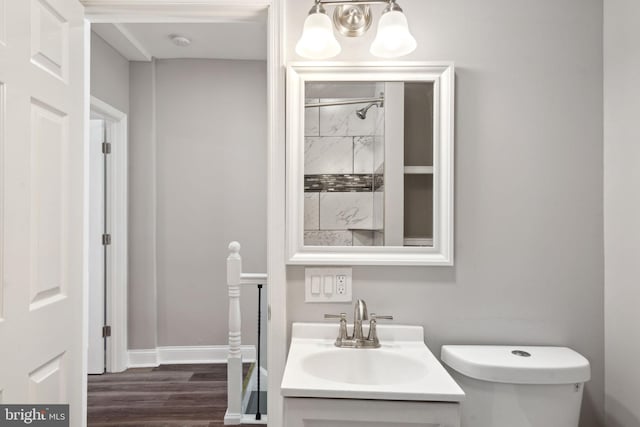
left=296, top=12, right=341, bottom=59
left=370, top=11, right=417, bottom=58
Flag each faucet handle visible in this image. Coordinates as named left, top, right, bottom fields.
left=325, top=313, right=349, bottom=345
left=370, top=313, right=393, bottom=320
left=367, top=313, right=392, bottom=347
left=324, top=313, right=347, bottom=319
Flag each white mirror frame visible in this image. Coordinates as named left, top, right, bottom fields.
left=286, top=62, right=455, bottom=266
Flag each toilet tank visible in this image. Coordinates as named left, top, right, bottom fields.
left=441, top=345, right=591, bottom=427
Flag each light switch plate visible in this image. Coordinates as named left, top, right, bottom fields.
left=305, top=267, right=352, bottom=303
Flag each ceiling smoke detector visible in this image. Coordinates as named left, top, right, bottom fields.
left=170, top=35, right=191, bottom=47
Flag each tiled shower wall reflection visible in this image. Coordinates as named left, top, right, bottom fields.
left=304, top=96, right=384, bottom=246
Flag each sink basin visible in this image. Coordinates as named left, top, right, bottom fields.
left=302, top=349, right=428, bottom=385
left=281, top=323, right=465, bottom=402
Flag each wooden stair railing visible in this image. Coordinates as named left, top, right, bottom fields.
left=224, top=241, right=267, bottom=425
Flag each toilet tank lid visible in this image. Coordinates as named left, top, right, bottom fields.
left=441, top=345, right=591, bottom=385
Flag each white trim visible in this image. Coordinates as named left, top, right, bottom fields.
left=82, top=1, right=269, bottom=24
left=286, top=62, right=455, bottom=266
left=92, top=23, right=152, bottom=61
left=83, top=3, right=285, bottom=425
left=90, top=97, right=129, bottom=374
left=128, top=345, right=257, bottom=368
left=224, top=411, right=242, bottom=425
left=240, top=273, right=268, bottom=286
left=127, top=349, right=159, bottom=368
left=81, top=19, right=92, bottom=427
left=159, top=345, right=256, bottom=364
left=266, top=1, right=286, bottom=426
left=240, top=415, right=268, bottom=425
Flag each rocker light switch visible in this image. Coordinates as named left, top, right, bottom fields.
left=323, top=277, right=333, bottom=295
left=305, top=267, right=352, bottom=303
left=310, top=276, right=321, bottom=295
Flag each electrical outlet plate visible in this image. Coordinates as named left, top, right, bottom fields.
left=305, top=267, right=352, bottom=303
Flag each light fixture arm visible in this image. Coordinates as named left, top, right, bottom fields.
left=308, top=0, right=327, bottom=15
left=383, top=0, right=403, bottom=13
left=297, top=0, right=415, bottom=59
left=312, top=0, right=400, bottom=38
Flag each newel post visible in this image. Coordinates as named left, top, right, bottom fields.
left=225, top=241, right=242, bottom=424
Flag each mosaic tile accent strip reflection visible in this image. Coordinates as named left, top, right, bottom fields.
left=304, top=174, right=384, bottom=192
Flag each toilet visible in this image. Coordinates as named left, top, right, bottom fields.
left=441, top=345, right=591, bottom=427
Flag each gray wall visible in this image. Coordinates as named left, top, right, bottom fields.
left=604, top=1, right=640, bottom=426
left=90, top=32, right=130, bottom=114
left=93, top=36, right=268, bottom=350
left=128, top=61, right=158, bottom=350
left=285, top=1, right=605, bottom=426
left=150, top=59, right=267, bottom=347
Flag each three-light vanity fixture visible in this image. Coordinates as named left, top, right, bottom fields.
left=296, top=0, right=417, bottom=59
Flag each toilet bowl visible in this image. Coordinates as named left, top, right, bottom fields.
left=441, top=345, right=590, bottom=427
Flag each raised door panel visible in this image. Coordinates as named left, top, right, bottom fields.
left=30, top=0, right=68, bottom=81
left=28, top=353, right=66, bottom=403
left=29, top=99, right=68, bottom=310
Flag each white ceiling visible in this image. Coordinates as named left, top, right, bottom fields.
left=92, top=20, right=267, bottom=61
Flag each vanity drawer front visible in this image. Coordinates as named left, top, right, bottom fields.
left=284, top=397, right=460, bottom=427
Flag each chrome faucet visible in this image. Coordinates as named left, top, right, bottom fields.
left=353, top=299, right=368, bottom=341
left=324, top=299, right=393, bottom=348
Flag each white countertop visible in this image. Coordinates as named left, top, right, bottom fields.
left=280, top=323, right=465, bottom=402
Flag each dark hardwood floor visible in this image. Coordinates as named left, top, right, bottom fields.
left=88, top=364, right=251, bottom=426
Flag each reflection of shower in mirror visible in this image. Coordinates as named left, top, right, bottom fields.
left=303, top=94, right=384, bottom=120
left=356, top=98, right=383, bottom=120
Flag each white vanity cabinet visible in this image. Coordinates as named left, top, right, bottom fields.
left=281, top=323, right=464, bottom=427
left=284, top=397, right=460, bottom=427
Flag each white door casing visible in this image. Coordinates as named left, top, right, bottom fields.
left=88, top=119, right=105, bottom=375
left=0, top=0, right=86, bottom=424
left=82, top=2, right=286, bottom=425
left=87, top=97, right=128, bottom=375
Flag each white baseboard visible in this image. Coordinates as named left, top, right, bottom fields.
left=127, top=345, right=256, bottom=368
left=241, top=414, right=268, bottom=424
left=127, top=349, right=158, bottom=367
left=224, top=409, right=242, bottom=425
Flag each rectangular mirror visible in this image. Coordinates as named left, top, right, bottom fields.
left=286, top=63, right=454, bottom=265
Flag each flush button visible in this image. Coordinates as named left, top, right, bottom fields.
left=512, top=350, right=531, bottom=357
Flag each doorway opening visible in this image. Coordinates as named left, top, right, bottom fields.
left=86, top=14, right=269, bottom=426
left=88, top=97, right=128, bottom=375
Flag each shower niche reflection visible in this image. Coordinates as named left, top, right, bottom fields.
left=303, top=81, right=434, bottom=247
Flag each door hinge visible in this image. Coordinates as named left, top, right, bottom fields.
left=102, top=325, right=111, bottom=338
left=102, top=233, right=111, bottom=245
left=102, top=142, right=111, bottom=154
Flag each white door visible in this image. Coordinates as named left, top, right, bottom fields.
left=88, top=119, right=105, bottom=374
left=0, top=0, right=87, bottom=423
